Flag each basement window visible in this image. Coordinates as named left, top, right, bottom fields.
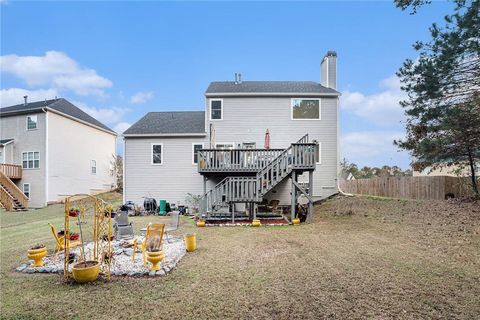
left=291, top=99, right=321, bottom=120
left=23, top=183, right=30, bottom=199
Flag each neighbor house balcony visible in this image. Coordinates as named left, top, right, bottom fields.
left=0, top=164, right=22, bottom=179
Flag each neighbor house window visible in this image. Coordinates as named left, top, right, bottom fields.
left=22, top=151, right=40, bottom=169
left=216, top=143, right=234, bottom=150
left=91, top=160, right=97, bottom=174
left=26, top=115, right=38, bottom=130
left=192, top=143, right=204, bottom=165
left=210, top=99, right=223, bottom=120
left=291, top=99, right=321, bottom=120
left=151, top=144, right=163, bottom=165
left=23, top=183, right=30, bottom=199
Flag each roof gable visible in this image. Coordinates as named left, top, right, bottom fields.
left=0, top=98, right=116, bottom=134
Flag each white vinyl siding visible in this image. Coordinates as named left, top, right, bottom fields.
left=26, top=115, right=38, bottom=130
left=151, top=143, right=163, bottom=165
left=22, top=151, right=40, bottom=169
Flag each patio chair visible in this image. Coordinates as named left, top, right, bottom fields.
left=49, top=223, right=81, bottom=253
left=165, top=211, right=180, bottom=243
left=114, top=211, right=134, bottom=239
left=141, top=223, right=165, bottom=266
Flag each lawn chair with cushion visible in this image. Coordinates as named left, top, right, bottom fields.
left=114, top=211, right=134, bottom=239
left=141, top=223, right=165, bottom=267
left=49, top=223, right=81, bottom=253
left=165, top=211, right=180, bottom=243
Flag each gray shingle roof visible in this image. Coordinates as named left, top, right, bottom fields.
left=123, top=111, right=205, bottom=135
left=0, top=98, right=116, bottom=134
left=205, top=81, right=339, bottom=95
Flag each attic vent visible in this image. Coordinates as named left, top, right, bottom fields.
left=23, top=95, right=28, bottom=106
left=234, top=73, right=242, bottom=84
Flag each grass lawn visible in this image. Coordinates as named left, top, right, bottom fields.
left=1, top=193, right=479, bottom=319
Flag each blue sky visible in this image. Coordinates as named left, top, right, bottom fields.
left=1, top=1, right=453, bottom=169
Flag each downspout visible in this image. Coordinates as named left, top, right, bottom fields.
left=42, top=108, right=49, bottom=206
left=335, top=96, right=353, bottom=197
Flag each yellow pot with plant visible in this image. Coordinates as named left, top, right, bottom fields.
left=72, top=261, right=100, bottom=283
left=146, top=251, right=165, bottom=271
left=251, top=219, right=261, bottom=227
left=27, top=244, right=47, bottom=267
left=292, top=218, right=300, bottom=225
left=196, top=220, right=206, bottom=227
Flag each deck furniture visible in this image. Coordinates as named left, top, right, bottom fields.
left=49, top=223, right=81, bottom=253
left=165, top=211, right=180, bottom=243
left=114, top=212, right=134, bottom=239
left=141, top=223, right=165, bottom=267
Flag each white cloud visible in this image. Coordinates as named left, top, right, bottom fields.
left=72, top=100, right=129, bottom=125
left=340, top=131, right=410, bottom=168
left=0, top=51, right=112, bottom=96
left=113, top=122, right=131, bottom=134
left=341, top=75, right=406, bottom=126
left=0, top=88, right=59, bottom=107
left=130, top=91, right=154, bottom=104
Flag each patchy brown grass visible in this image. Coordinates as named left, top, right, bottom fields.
left=1, top=194, right=479, bottom=319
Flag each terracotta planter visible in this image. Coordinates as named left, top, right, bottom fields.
left=72, top=261, right=100, bottom=283
left=27, top=247, right=47, bottom=267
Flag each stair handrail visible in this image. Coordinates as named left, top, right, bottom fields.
left=0, top=184, right=14, bottom=211
left=0, top=170, right=28, bottom=209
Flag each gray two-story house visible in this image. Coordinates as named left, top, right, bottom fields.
left=0, top=98, right=117, bottom=209
left=123, top=51, right=340, bottom=221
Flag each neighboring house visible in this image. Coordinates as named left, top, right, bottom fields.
left=413, top=162, right=480, bottom=177
left=0, top=98, right=117, bottom=209
left=339, top=169, right=356, bottom=181
left=123, top=51, right=340, bottom=219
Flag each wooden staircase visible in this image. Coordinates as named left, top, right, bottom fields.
left=199, top=134, right=317, bottom=222
left=0, top=170, right=28, bottom=211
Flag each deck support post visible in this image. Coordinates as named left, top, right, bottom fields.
left=308, top=170, right=314, bottom=223
left=203, top=176, right=207, bottom=214
left=231, top=203, right=235, bottom=224
left=291, top=171, right=296, bottom=222
left=253, top=203, right=257, bottom=220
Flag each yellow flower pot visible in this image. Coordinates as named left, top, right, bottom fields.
left=146, top=251, right=165, bottom=271
left=196, top=220, right=206, bottom=227
left=292, top=218, right=300, bottom=225
left=27, top=247, right=47, bottom=267
left=184, top=233, right=197, bottom=252
left=251, top=219, right=261, bottom=227
left=72, top=261, right=100, bottom=283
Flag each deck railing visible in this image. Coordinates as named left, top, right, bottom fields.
left=0, top=170, right=28, bottom=210
left=198, top=148, right=284, bottom=173
left=0, top=164, right=22, bottom=179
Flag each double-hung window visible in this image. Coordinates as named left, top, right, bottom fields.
left=91, top=160, right=97, bottom=174
left=26, top=115, right=38, bottom=130
left=22, top=151, right=40, bottom=169
left=291, top=99, right=321, bottom=120
left=151, top=144, right=163, bottom=165
left=210, top=99, right=223, bottom=120
left=192, top=143, right=204, bottom=165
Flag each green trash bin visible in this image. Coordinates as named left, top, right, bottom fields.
left=159, top=200, right=167, bottom=215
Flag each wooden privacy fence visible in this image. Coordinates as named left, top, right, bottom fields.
left=339, top=176, right=477, bottom=200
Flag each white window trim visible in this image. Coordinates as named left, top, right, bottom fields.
left=291, top=98, right=321, bottom=121
left=192, top=143, right=204, bottom=165
left=21, top=151, right=40, bottom=169
left=91, top=160, right=97, bottom=175
left=23, top=183, right=30, bottom=199
left=151, top=143, right=164, bottom=166
left=26, top=115, right=38, bottom=130
left=316, top=142, right=322, bottom=165
left=215, top=142, right=234, bottom=150
left=209, top=99, right=223, bottom=121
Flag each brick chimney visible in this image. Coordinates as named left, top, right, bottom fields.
left=321, top=51, right=337, bottom=90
